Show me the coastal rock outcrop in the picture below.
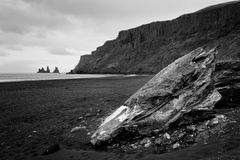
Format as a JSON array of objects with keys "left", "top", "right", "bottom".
[
  {"left": 37, "top": 66, "right": 50, "bottom": 73},
  {"left": 91, "top": 47, "right": 221, "bottom": 147},
  {"left": 37, "top": 66, "right": 60, "bottom": 73},
  {"left": 53, "top": 67, "right": 60, "bottom": 73},
  {"left": 72, "top": 1, "right": 240, "bottom": 74}
]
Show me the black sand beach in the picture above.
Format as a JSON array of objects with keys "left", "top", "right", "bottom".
[{"left": 0, "top": 76, "right": 240, "bottom": 160}]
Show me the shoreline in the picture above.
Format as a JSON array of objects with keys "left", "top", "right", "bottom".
[{"left": 0, "top": 73, "right": 152, "bottom": 83}]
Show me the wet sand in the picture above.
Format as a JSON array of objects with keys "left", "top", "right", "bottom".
[{"left": 0, "top": 76, "right": 240, "bottom": 160}]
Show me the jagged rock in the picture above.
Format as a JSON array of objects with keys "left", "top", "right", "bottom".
[
  {"left": 163, "top": 133, "right": 171, "bottom": 140},
  {"left": 154, "top": 138, "right": 162, "bottom": 145},
  {"left": 37, "top": 67, "right": 46, "bottom": 73},
  {"left": 186, "top": 125, "right": 196, "bottom": 132},
  {"left": 140, "top": 138, "right": 151, "bottom": 145},
  {"left": 53, "top": 67, "right": 60, "bottom": 73},
  {"left": 46, "top": 66, "right": 50, "bottom": 73},
  {"left": 72, "top": 1, "right": 240, "bottom": 74},
  {"left": 144, "top": 140, "right": 152, "bottom": 148},
  {"left": 208, "top": 114, "right": 227, "bottom": 126},
  {"left": 37, "top": 66, "right": 51, "bottom": 73},
  {"left": 172, "top": 142, "right": 180, "bottom": 149},
  {"left": 91, "top": 47, "right": 221, "bottom": 145},
  {"left": 130, "top": 143, "right": 138, "bottom": 149}
]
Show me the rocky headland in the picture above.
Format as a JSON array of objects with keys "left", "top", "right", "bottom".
[{"left": 71, "top": 1, "right": 240, "bottom": 74}]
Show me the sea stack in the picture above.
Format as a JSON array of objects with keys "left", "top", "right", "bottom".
[
  {"left": 46, "top": 66, "right": 50, "bottom": 73},
  {"left": 53, "top": 67, "right": 60, "bottom": 73},
  {"left": 37, "top": 66, "right": 51, "bottom": 73},
  {"left": 37, "top": 67, "right": 46, "bottom": 73}
]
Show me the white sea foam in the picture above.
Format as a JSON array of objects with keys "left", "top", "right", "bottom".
[{"left": 0, "top": 73, "right": 120, "bottom": 83}]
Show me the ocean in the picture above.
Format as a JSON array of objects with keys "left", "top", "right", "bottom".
[{"left": 0, "top": 73, "right": 121, "bottom": 83}]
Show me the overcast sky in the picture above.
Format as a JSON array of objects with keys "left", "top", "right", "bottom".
[{"left": 0, "top": 0, "right": 232, "bottom": 73}]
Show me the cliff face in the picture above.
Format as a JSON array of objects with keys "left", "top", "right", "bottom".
[{"left": 72, "top": 1, "right": 240, "bottom": 74}]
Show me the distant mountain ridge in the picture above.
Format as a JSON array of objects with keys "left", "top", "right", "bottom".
[{"left": 71, "top": 1, "right": 240, "bottom": 74}]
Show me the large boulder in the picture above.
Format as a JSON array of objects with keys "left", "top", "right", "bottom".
[{"left": 91, "top": 47, "right": 221, "bottom": 145}]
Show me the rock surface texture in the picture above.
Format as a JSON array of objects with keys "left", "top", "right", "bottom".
[
  {"left": 72, "top": 1, "right": 240, "bottom": 74},
  {"left": 91, "top": 47, "right": 221, "bottom": 147},
  {"left": 214, "top": 61, "right": 240, "bottom": 109}
]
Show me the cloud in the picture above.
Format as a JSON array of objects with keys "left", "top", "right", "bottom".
[
  {"left": 0, "top": 0, "right": 85, "bottom": 57},
  {"left": 0, "top": 59, "right": 56, "bottom": 73},
  {"left": 0, "top": 0, "right": 71, "bottom": 35},
  {"left": 23, "top": 0, "right": 227, "bottom": 23},
  {"left": 6, "top": 45, "right": 23, "bottom": 51},
  {"left": 0, "top": 52, "right": 7, "bottom": 56},
  {"left": 49, "top": 48, "right": 76, "bottom": 56},
  {"left": 22, "top": 0, "right": 175, "bottom": 23}
]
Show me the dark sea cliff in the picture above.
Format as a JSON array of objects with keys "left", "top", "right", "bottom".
[{"left": 72, "top": 1, "right": 240, "bottom": 74}]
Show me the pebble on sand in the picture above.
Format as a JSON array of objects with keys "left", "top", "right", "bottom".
[{"left": 70, "top": 126, "right": 86, "bottom": 133}]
